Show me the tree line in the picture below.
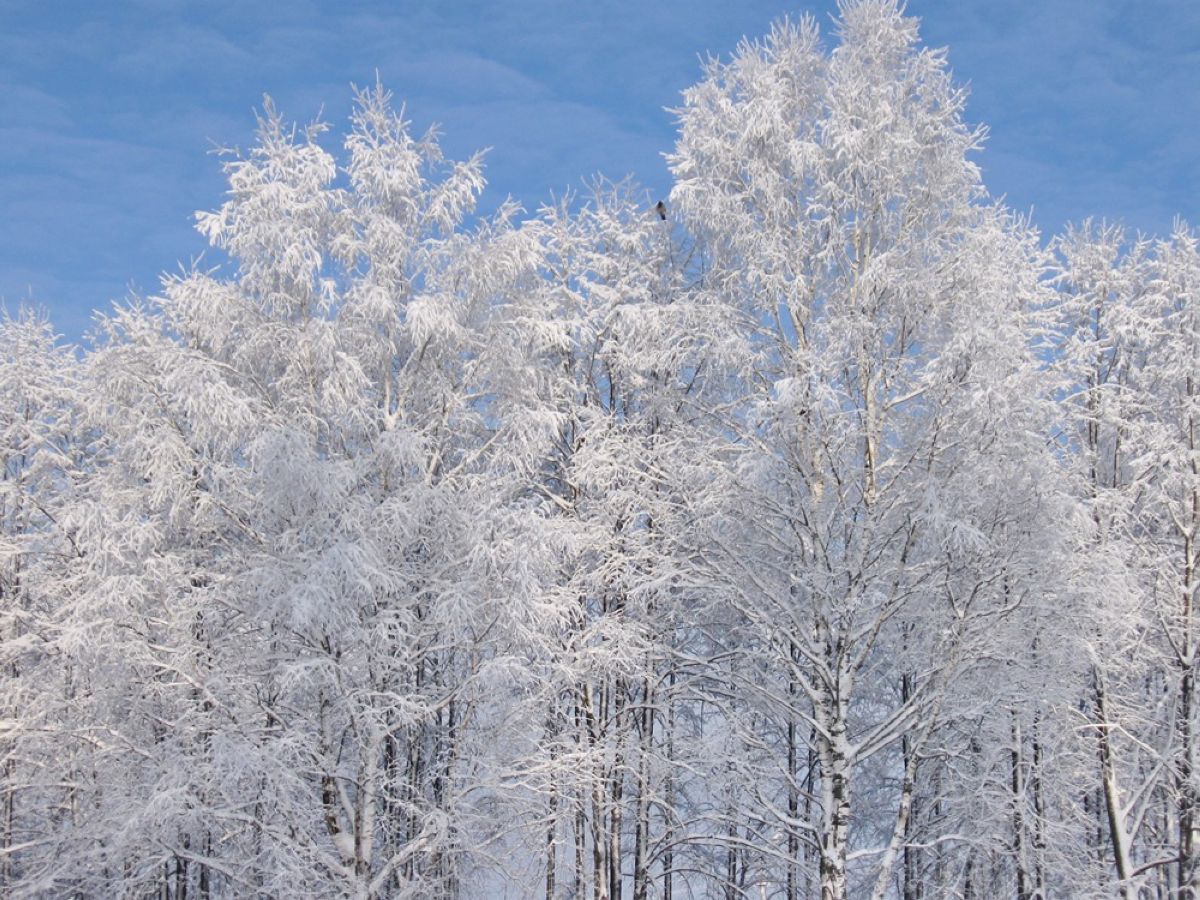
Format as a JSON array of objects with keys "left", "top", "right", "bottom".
[{"left": 2, "top": 2, "right": 1198, "bottom": 897}]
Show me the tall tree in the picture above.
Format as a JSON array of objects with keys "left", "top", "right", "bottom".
[{"left": 668, "top": 4, "right": 1070, "bottom": 897}]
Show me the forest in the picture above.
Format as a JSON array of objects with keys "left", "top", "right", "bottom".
[{"left": 1, "top": 2, "right": 1198, "bottom": 898}]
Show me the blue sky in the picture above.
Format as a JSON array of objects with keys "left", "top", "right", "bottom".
[{"left": 2, "top": 0, "right": 1197, "bottom": 340}]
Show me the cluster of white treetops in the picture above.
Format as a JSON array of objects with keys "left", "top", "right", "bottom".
[{"left": 2, "top": 3, "right": 1198, "bottom": 898}]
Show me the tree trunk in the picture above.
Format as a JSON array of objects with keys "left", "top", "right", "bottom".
[
  {"left": 662, "top": 669, "right": 675, "bottom": 900},
  {"left": 817, "top": 686, "right": 851, "bottom": 900},
  {"left": 787, "top": 652, "right": 800, "bottom": 900},
  {"left": 1093, "top": 669, "right": 1133, "bottom": 898},
  {"left": 632, "top": 672, "right": 652, "bottom": 900},
  {"left": 545, "top": 709, "right": 560, "bottom": 900},
  {"left": 575, "top": 694, "right": 587, "bottom": 900},
  {"left": 1011, "top": 714, "right": 1029, "bottom": 900}
]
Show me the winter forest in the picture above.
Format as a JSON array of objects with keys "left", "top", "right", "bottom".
[{"left": 1, "top": 2, "right": 1198, "bottom": 898}]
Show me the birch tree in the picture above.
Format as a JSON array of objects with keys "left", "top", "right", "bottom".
[{"left": 668, "top": 4, "right": 1070, "bottom": 896}]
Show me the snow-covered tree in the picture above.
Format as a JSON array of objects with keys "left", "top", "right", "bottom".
[
  {"left": 0, "top": 309, "right": 87, "bottom": 896},
  {"left": 1050, "top": 221, "right": 1200, "bottom": 897},
  {"left": 1, "top": 6, "right": 1196, "bottom": 899},
  {"left": 22, "top": 85, "right": 539, "bottom": 899},
  {"left": 493, "top": 181, "right": 728, "bottom": 900},
  {"left": 668, "top": 4, "right": 1071, "bottom": 897}
]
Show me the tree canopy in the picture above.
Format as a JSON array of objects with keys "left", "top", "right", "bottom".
[{"left": 2, "top": 3, "right": 1197, "bottom": 898}]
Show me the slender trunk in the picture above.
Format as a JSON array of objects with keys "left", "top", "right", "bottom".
[
  {"left": 1011, "top": 714, "right": 1029, "bottom": 900},
  {"left": 575, "top": 694, "right": 587, "bottom": 900},
  {"left": 633, "top": 673, "right": 652, "bottom": 900},
  {"left": 1094, "top": 669, "right": 1133, "bottom": 897},
  {"left": 199, "top": 835, "right": 211, "bottom": 900},
  {"left": 787, "top": 647, "right": 800, "bottom": 900},
  {"left": 1179, "top": 660, "right": 1197, "bottom": 897},
  {"left": 870, "top": 712, "right": 920, "bottom": 900},
  {"left": 1030, "top": 716, "right": 1046, "bottom": 896},
  {"left": 175, "top": 853, "right": 188, "bottom": 900},
  {"left": 592, "top": 779, "right": 608, "bottom": 900},
  {"left": 805, "top": 739, "right": 817, "bottom": 896},
  {"left": 190, "top": 592, "right": 213, "bottom": 897},
  {"left": 442, "top": 695, "right": 460, "bottom": 896},
  {"left": 662, "top": 669, "right": 675, "bottom": 900},
  {"left": 609, "top": 757, "right": 623, "bottom": 900},
  {"left": 724, "top": 813, "right": 738, "bottom": 900},
  {"left": 353, "top": 729, "right": 383, "bottom": 897},
  {"left": 585, "top": 682, "right": 608, "bottom": 900},
  {"left": 901, "top": 672, "right": 918, "bottom": 900},
  {"left": 2, "top": 756, "right": 13, "bottom": 888},
  {"left": 547, "top": 717, "right": 558, "bottom": 900},
  {"left": 817, "top": 687, "right": 851, "bottom": 900}
]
